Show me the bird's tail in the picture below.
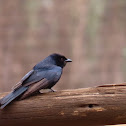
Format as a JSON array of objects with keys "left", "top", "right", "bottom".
[{"left": 0, "top": 86, "right": 28, "bottom": 109}]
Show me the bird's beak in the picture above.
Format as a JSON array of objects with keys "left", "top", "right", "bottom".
[{"left": 65, "top": 59, "right": 72, "bottom": 62}]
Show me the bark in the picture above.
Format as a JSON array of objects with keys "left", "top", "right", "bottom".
[{"left": 0, "top": 83, "right": 126, "bottom": 126}]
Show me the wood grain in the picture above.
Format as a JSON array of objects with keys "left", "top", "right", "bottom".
[{"left": 1, "top": 83, "right": 126, "bottom": 126}]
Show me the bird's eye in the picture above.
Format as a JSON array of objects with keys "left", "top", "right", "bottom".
[{"left": 60, "top": 58, "right": 64, "bottom": 62}]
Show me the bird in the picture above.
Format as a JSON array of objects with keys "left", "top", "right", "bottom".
[{"left": 0, "top": 53, "right": 72, "bottom": 109}]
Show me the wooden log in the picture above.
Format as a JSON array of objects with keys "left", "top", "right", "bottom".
[{"left": 1, "top": 83, "right": 126, "bottom": 126}]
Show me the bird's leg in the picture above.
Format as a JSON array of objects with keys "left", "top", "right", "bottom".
[{"left": 50, "top": 88, "right": 56, "bottom": 92}]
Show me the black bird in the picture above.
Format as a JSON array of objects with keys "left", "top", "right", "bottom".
[{"left": 0, "top": 53, "right": 72, "bottom": 109}]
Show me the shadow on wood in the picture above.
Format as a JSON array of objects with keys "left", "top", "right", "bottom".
[{"left": 1, "top": 83, "right": 126, "bottom": 126}]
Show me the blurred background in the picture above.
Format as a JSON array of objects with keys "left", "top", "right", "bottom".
[{"left": 0, "top": 0, "right": 126, "bottom": 93}]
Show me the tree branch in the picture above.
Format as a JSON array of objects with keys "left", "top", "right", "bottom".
[{"left": 1, "top": 83, "right": 126, "bottom": 126}]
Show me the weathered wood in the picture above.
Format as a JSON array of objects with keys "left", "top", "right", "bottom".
[{"left": 1, "top": 83, "right": 126, "bottom": 126}]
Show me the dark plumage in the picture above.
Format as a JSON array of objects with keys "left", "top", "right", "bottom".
[{"left": 0, "top": 53, "right": 72, "bottom": 109}]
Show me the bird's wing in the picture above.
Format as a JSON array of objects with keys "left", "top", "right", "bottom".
[
  {"left": 20, "top": 70, "right": 34, "bottom": 83},
  {"left": 12, "top": 70, "right": 34, "bottom": 90},
  {"left": 22, "top": 66, "right": 62, "bottom": 86},
  {"left": 13, "top": 69, "right": 46, "bottom": 90},
  {"left": 19, "top": 78, "right": 48, "bottom": 99},
  {"left": 20, "top": 67, "right": 62, "bottom": 99}
]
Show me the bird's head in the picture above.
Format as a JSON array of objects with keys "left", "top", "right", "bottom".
[{"left": 50, "top": 53, "right": 72, "bottom": 68}]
